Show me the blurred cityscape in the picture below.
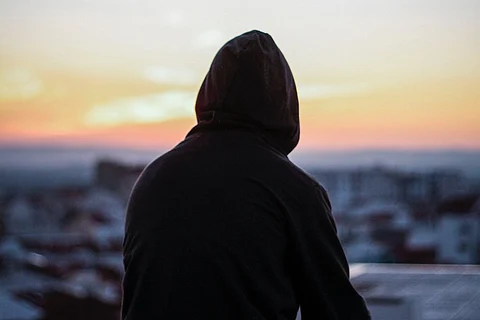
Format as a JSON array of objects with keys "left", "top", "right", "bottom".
[{"left": 0, "top": 157, "right": 479, "bottom": 319}]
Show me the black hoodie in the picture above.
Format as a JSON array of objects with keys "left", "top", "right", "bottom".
[{"left": 122, "top": 30, "right": 370, "bottom": 320}]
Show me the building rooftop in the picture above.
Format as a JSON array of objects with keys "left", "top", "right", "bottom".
[
  {"left": 437, "top": 194, "right": 480, "bottom": 215},
  {"left": 0, "top": 293, "right": 42, "bottom": 320},
  {"left": 0, "top": 269, "right": 58, "bottom": 292},
  {"left": 350, "top": 263, "right": 480, "bottom": 320}
]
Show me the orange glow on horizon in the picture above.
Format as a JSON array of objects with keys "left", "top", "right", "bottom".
[{"left": 1, "top": 0, "right": 479, "bottom": 151}]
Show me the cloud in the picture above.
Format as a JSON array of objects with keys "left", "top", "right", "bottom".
[
  {"left": 194, "top": 29, "right": 225, "bottom": 49},
  {"left": 143, "top": 66, "right": 199, "bottom": 86},
  {"left": 162, "top": 9, "right": 187, "bottom": 27},
  {"left": 84, "top": 90, "right": 196, "bottom": 126},
  {"left": 84, "top": 83, "right": 371, "bottom": 127},
  {"left": 297, "top": 83, "right": 370, "bottom": 100},
  {"left": 0, "top": 69, "right": 43, "bottom": 101}
]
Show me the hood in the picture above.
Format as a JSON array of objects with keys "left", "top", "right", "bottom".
[{"left": 188, "top": 30, "right": 300, "bottom": 155}]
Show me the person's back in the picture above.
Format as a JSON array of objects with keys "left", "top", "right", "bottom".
[{"left": 122, "top": 30, "right": 370, "bottom": 320}]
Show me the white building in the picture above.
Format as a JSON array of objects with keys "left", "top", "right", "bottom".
[
  {"left": 4, "top": 197, "right": 44, "bottom": 235},
  {"left": 3, "top": 195, "right": 61, "bottom": 235},
  {"left": 343, "top": 200, "right": 412, "bottom": 237},
  {"left": 81, "top": 188, "right": 125, "bottom": 227},
  {"left": 311, "top": 167, "right": 403, "bottom": 206},
  {"left": 406, "top": 225, "right": 436, "bottom": 251},
  {"left": 436, "top": 195, "right": 480, "bottom": 264},
  {"left": 353, "top": 167, "right": 402, "bottom": 202},
  {"left": 343, "top": 236, "right": 389, "bottom": 263},
  {"left": 310, "top": 167, "right": 469, "bottom": 209}
]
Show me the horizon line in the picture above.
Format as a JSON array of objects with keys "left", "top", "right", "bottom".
[{"left": 0, "top": 141, "right": 480, "bottom": 154}]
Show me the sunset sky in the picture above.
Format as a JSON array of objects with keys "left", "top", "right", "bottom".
[{"left": 0, "top": 0, "right": 479, "bottom": 151}]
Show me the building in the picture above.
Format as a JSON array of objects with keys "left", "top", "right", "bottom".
[
  {"left": 0, "top": 292, "right": 43, "bottom": 320},
  {"left": 404, "top": 170, "right": 468, "bottom": 204},
  {"left": 95, "top": 160, "right": 145, "bottom": 202},
  {"left": 3, "top": 196, "right": 50, "bottom": 235},
  {"left": 309, "top": 167, "right": 468, "bottom": 209},
  {"left": 401, "top": 225, "right": 437, "bottom": 264},
  {"left": 436, "top": 194, "right": 480, "bottom": 264},
  {"left": 309, "top": 167, "right": 403, "bottom": 207}
]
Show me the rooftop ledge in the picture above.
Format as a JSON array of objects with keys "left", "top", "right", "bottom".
[
  {"left": 350, "top": 263, "right": 480, "bottom": 279},
  {"left": 346, "top": 263, "right": 480, "bottom": 320}
]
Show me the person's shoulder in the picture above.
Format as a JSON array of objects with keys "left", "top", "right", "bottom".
[
  {"left": 265, "top": 155, "right": 328, "bottom": 199},
  {"left": 141, "top": 148, "right": 179, "bottom": 176},
  {"left": 280, "top": 157, "right": 322, "bottom": 188},
  {"left": 142, "top": 138, "right": 195, "bottom": 174},
  {"left": 131, "top": 146, "right": 181, "bottom": 188}
]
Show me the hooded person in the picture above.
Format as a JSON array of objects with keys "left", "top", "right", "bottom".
[{"left": 122, "top": 30, "right": 371, "bottom": 320}]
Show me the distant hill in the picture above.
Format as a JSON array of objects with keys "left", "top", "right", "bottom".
[
  {"left": 1, "top": 145, "right": 479, "bottom": 192},
  {"left": 291, "top": 149, "right": 480, "bottom": 175}
]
